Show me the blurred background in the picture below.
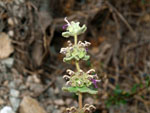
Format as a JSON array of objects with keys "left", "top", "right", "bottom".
[{"left": 0, "top": 0, "right": 150, "bottom": 113}]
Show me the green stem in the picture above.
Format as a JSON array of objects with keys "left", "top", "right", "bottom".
[
  {"left": 75, "top": 61, "right": 80, "bottom": 72},
  {"left": 74, "top": 35, "right": 77, "bottom": 45},
  {"left": 74, "top": 35, "right": 80, "bottom": 72},
  {"left": 74, "top": 35, "right": 83, "bottom": 110}
]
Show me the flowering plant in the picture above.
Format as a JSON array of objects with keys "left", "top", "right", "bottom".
[{"left": 60, "top": 17, "right": 100, "bottom": 113}]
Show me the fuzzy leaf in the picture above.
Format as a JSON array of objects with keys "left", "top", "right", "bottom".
[
  {"left": 83, "top": 55, "right": 90, "bottom": 61},
  {"left": 62, "top": 86, "right": 98, "bottom": 94},
  {"left": 62, "top": 32, "right": 71, "bottom": 38}
]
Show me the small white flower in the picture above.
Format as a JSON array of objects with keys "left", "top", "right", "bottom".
[
  {"left": 66, "top": 81, "right": 71, "bottom": 85},
  {"left": 84, "top": 41, "right": 91, "bottom": 46},
  {"left": 67, "top": 40, "right": 72, "bottom": 46},
  {"left": 64, "top": 17, "right": 71, "bottom": 26},
  {"left": 60, "top": 48, "right": 67, "bottom": 54},
  {"left": 87, "top": 75, "right": 94, "bottom": 79},
  {"left": 63, "top": 75, "right": 70, "bottom": 79},
  {"left": 87, "top": 69, "right": 95, "bottom": 74},
  {"left": 89, "top": 105, "right": 96, "bottom": 110},
  {"left": 77, "top": 81, "right": 81, "bottom": 85},
  {"left": 66, "top": 69, "right": 75, "bottom": 76}
]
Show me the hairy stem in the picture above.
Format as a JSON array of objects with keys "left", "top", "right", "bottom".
[
  {"left": 74, "top": 35, "right": 77, "bottom": 45},
  {"left": 78, "top": 93, "right": 83, "bottom": 110},
  {"left": 74, "top": 35, "right": 83, "bottom": 110},
  {"left": 75, "top": 61, "right": 80, "bottom": 72}
]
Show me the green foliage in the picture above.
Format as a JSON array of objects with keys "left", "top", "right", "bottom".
[
  {"left": 62, "top": 86, "right": 98, "bottom": 94},
  {"left": 131, "top": 84, "right": 140, "bottom": 93},
  {"left": 105, "top": 85, "right": 130, "bottom": 108},
  {"left": 146, "top": 76, "right": 150, "bottom": 87},
  {"left": 105, "top": 76, "right": 150, "bottom": 108}
]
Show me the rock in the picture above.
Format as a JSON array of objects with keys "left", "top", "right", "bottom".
[
  {"left": 1, "top": 58, "right": 14, "bottom": 68},
  {"left": 3, "top": 80, "right": 9, "bottom": 87},
  {"left": 26, "top": 75, "right": 41, "bottom": 84},
  {"left": 55, "top": 77, "right": 65, "bottom": 90},
  {"left": 8, "top": 31, "right": 14, "bottom": 37},
  {"left": 29, "top": 83, "right": 43, "bottom": 94},
  {"left": 19, "top": 0, "right": 24, "bottom": 3},
  {"left": 7, "top": 18, "right": 14, "bottom": 26},
  {"left": 10, "top": 89, "right": 20, "bottom": 98},
  {"left": 46, "top": 105, "right": 54, "bottom": 112},
  {"left": 54, "top": 88, "right": 59, "bottom": 94},
  {"left": 19, "top": 96, "right": 47, "bottom": 113},
  {"left": 84, "top": 97, "right": 94, "bottom": 105},
  {"left": 9, "top": 97, "right": 20, "bottom": 111},
  {"left": 54, "top": 99, "right": 65, "bottom": 106},
  {"left": 0, "top": 98, "right": 4, "bottom": 105},
  {"left": 19, "top": 85, "right": 26, "bottom": 90},
  {"left": 0, "top": 33, "right": 14, "bottom": 59},
  {"left": 47, "top": 88, "right": 55, "bottom": 99},
  {"left": 9, "top": 82, "right": 16, "bottom": 89},
  {"left": 0, "top": 106, "right": 15, "bottom": 113},
  {"left": 52, "top": 110, "right": 61, "bottom": 113},
  {"left": 65, "top": 98, "right": 73, "bottom": 106}
]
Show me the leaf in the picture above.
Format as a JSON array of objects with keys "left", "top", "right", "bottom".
[
  {"left": 146, "top": 76, "right": 150, "bottom": 87},
  {"left": 83, "top": 55, "right": 90, "bottom": 61},
  {"left": 78, "top": 51, "right": 85, "bottom": 58},
  {"left": 62, "top": 32, "right": 71, "bottom": 38},
  {"left": 114, "top": 85, "right": 122, "bottom": 95},
  {"left": 131, "top": 84, "right": 138, "bottom": 93},
  {"left": 62, "top": 86, "right": 98, "bottom": 94}
]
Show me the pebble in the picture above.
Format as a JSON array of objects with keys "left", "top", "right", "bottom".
[
  {"left": 84, "top": 97, "right": 94, "bottom": 105},
  {"left": 54, "top": 88, "right": 59, "bottom": 94},
  {"left": 1, "top": 58, "right": 14, "bottom": 68},
  {"left": 52, "top": 110, "right": 61, "bottom": 113},
  {"left": 47, "top": 88, "right": 55, "bottom": 99},
  {"left": 19, "top": 85, "right": 26, "bottom": 90},
  {"left": 9, "top": 97, "right": 20, "bottom": 111},
  {"left": 7, "top": 18, "right": 14, "bottom": 26},
  {"left": 0, "top": 106, "right": 15, "bottom": 113},
  {"left": 10, "top": 89, "right": 20, "bottom": 98},
  {"left": 0, "top": 98, "right": 4, "bottom": 105},
  {"left": 65, "top": 98, "right": 73, "bottom": 105},
  {"left": 8, "top": 31, "right": 14, "bottom": 37},
  {"left": 54, "top": 99, "right": 65, "bottom": 106},
  {"left": 29, "top": 83, "right": 43, "bottom": 94},
  {"left": 9, "top": 82, "right": 16, "bottom": 89},
  {"left": 46, "top": 105, "right": 54, "bottom": 112}
]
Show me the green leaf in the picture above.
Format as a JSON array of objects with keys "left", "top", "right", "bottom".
[
  {"left": 131, "top": 84, "right": 138, "bottom": 93},
  {"left": 114, "top": 85, "right": 122, "bottom": 95},
  {"left": 62, "top": 32, "right": 71, "bottom": 38},
  {"left": 146, "top": 76, "right": 150, "bottom": 87},
  {"left": 78, "top": 51, "right": 85, "bottom": 58},
  {"left": 62, "top": 86, "right": 98, "bottom": 94},
  {"left": 83, "top": 55, "right": 90, "bottom": 61}
]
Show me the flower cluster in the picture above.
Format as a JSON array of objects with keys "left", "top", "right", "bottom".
[
  {"left": 60, "top": 41, "right": 90, "bottom": 62},
  {"left": 62, "top": 17, "right": 87, "bottom": 38},
  {"left": 63, "top": 69, "right": 100, "bottom": 89},
  {"left": 66, "top": 104, "right": 96, "bottom": 113}
]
